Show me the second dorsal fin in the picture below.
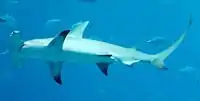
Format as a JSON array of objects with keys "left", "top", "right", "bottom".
[
  {"left": 96, "top": 54, "right": 113, "bottom": 76},
  {"left": 96, "top": 63, "right": 110, "bottom": 76}
]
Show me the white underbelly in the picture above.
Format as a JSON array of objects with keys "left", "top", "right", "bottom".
[
  {"left": 20, "top": 48, "right": 113, "bottom": 63},
  {"left": 59, "top": 51, "right": 114, "bottom": 63}
]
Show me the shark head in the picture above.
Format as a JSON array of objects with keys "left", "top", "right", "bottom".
[{"left": 9, "top": 30, "right": 23, "bottom": 51}]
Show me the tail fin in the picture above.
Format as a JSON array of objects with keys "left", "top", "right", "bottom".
[{"left": 151, "top": 16, "right": 192, "bottom": 69}]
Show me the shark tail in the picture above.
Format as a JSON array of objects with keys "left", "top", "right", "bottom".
[{"left": 151, "top": 16, "right": 192, "bottom": 70}]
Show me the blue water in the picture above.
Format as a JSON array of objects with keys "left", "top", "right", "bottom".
[{"left": 0, "top": 0, "right": 199, "bottom": 101}]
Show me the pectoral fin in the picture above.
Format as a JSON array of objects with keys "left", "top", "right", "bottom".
[{"left": 48, "top": 61, "right": 63, "bottom": 85}]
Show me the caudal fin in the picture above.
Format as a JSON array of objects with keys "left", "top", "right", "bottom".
[{"left": 151, "top": 16, "right": 192, "bottom": 70}]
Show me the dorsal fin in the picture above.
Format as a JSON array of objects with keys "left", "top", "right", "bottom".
[
  {"left": 47, "top": 30, "right": 70, "bottom": 50},
  {"left": 68, "top": 21, "right": 89, "bottom": 38}
]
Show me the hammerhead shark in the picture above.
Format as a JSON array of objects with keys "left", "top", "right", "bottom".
[{"left": 6, "top": 18, "right": 192, "bottom": 85}]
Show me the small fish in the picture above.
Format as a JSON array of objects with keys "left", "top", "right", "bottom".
[
  {"left": 44, "top": 18, "right": 62, "bottom": 35},
  {"left": 179, "top": 66, "right": 196, "bottom": 72},
  {"left": 0, "top": 18, "right": 6, "bottom": 22},
  {"left": 10, "top": 0, "right": 20, "bottom": 4},
  {"left": 0, "top": 14, "right": 18, "bottom": 29},
  {"left": 146, "top": 36, "right": 166, "bottom": 45},
  {"left": 44, "top": 19, "right": 61, "bottom": 28},
  {"left": 0, "top": 50, "right": 9, "bottom": 55},
  {"left": 80, "top": 0, "right": 96, "bottom": 3},
  {"left": 46, "top": 19, "right": 61, "bottom": 23},
  {"left": 145, "top": 36, "right": 171, "bottom": 51}
]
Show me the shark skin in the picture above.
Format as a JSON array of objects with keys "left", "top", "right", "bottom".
[{"left": 7, "top": 18, "right": 192, "bottom": 85}]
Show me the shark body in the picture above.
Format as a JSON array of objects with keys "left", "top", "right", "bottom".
[{"left": 8, "top": 19, "right": 192, "bottom": 85}]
